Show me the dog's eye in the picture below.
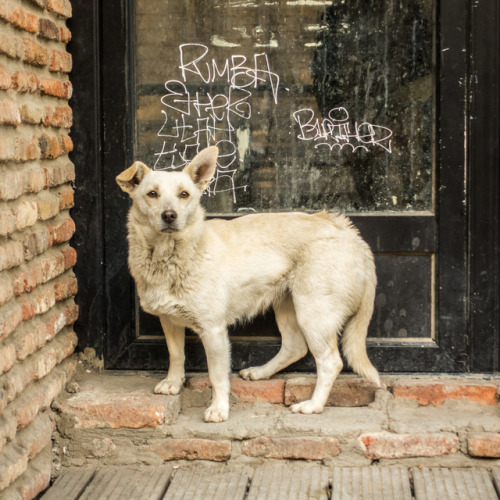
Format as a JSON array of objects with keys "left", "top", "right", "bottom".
[
  {"left": 147, "top": 191, "right": 158, "bottom": 199},
  {"left": 179, "top": 191, "right": 190, "bottom": 199}
]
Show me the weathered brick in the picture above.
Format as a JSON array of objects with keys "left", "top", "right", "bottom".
[
  {"left": 0, "top": 342, "right": 16, "bottom": 375},
  {"left": 0, "top": 1, "right": 13, "bottom": 23},
  {"left": 468, "top": 433, "right": 500, "bottom": 458},
  {"left": 39, "top": 77, "right": 67, "bottom": 99},
  {"left": 13, "top": 263, "right": 43, "bottom": 295},
  {"left": 285, "top": 376, "right": 378, "bottom": 407},
  {"left": 39, "top": 133, "right": 63, "bottom": 159},
  {"left": 0, "top": 414, "right": 17, "bottom": 452},
  {"left": 15, "top": 134, "right": 40, "bottom": 161},
  {"left": 150, "top": 438, "right": 231, "bottom": 461},
  {"left": 28, "top": 0, "right": 48, "bottom": 9},
  {"left": 0, "top": 240, "right": 24, "bottom": 272},
  {"left": 0, "top": 31, "right": 24, "bottom": 59},
  {"left": 44, "top": 105, "right": 72, "bottom": 128},
  {"left": 37, "top": 192, "right": 61, "bottom": 220},
  {"left": 22, "top": 38, "right": 49, "bottom": 67},
  {"left": 11, "top": 70, "right": 39, "bottom": 93},
  {"left": 0, "top": 443, "right": 28, "bottom": 490},
  {"left": 0, "top": 209, "right": 15, "bottom": 236},
  {"left": 0, "top": 169, "right": 25, "bottom": 200},
  {"left": 21, "top": 225, "right": 51, "bottom": 260},
  {"left": 359, "top": 432, "right": 460, "bottom": 459},
  {"left": 0, "top": 135, "right": 15, "bottom": 161},
  {"left": 242, "top": 437, "right": 340, "bottom": 460},
  {"left": 11, "top": 7, "right": 39, "bottom": 34},
  {"left": 0, "top": 275, "right": 14, "bottom": 305},
  {"left": 28, "top": 166, "right": 49, "bottom": 193},
  {"left": 392, "top": 379, "right": 498, "bottom": 406},
  {"left": 17, "top": 446, "right": 52, "bottom": 500},
  {"left": 49, "top": 48, "right": 72, "bottom": 73},
  {"left": 0, "top": 64, "right": 11, "bottom": 89},
  {"left": 21, "top": 103, "right": 45, "bottom": 124},
  {"left": 40, "top": 251, "right": 65, "bottom": 281},
  {"left": 38, "top": 18, "right": 60, "bottom": 41},
  {"left": 0, "top": 97, "right": 21, "bottom": 126},
  {"left": 54, "top": 275, "right": 77, "bottom": 301},
  {"left": 48, "top": 161, "right": 75, "bottom": 186},
  {"left": 47, "top": 0, "right": 72, "bottom": 19},
  {"left": 13, "top": 200, "right": 38, "bottom": 231}
]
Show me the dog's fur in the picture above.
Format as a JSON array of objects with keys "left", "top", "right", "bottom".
[{"left": 116, "top": 146, "right": 382, "bottom": 422}]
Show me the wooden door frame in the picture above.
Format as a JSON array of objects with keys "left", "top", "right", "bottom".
[{"left": 68, "top": 0, "right": 499, "bottom": 373}]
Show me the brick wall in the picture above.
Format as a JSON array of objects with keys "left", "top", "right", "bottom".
[{"left": 0, "top": 0, "right": 77, "bottom": 498}]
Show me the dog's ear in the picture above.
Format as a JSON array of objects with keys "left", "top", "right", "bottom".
[
  {"left": 116, "top": 161, "right": 151, "bottom": 194},
  {"left": 183, "top": 146, "right": 218, "bottom": 191}
]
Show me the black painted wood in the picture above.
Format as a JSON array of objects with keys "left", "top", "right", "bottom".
[{"left": 68, "top": 0, "right": 498, "bottom": 374}]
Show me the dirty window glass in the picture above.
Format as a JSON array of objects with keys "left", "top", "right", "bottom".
[{"left": 134, "top": 0, "right": 434, "bottom": 213}]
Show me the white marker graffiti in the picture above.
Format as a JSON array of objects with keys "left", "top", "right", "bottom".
[
  {"left": 153, "top": 43, "right": 280, "bottom": 202},
  {"left": 293, "top": 107, "right": 393, "bottom": 153}
]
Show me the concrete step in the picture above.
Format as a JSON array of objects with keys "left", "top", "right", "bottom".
[{"left": 52, "top": 372, "right": 500, "bottom": 469}]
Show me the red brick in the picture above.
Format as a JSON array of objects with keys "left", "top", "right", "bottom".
[
  {"left": 61, "top": 133, "right": 73, "bottom": 152},
  {"left": 54, "top": 275, "right": 77, "bottom": 300},
  {"left": 49, "top": 48, "right": 72, "bottom": 73},
  {"left": 62, "top": 246, "right": 76, "bottom": 268},
  {"left": 41, "top": 251, "right": 65, "bottom": 281},
  {"left": 468, "top": 433, "right": 500, "bottom": 458},
  {"left": 11, "top": 7, "right": 39, "bottom": 34},
  {"left": 39, "top": 77, "right": 66, "bottom": 98},
  {"left": 37, "top": 192, "right": 61, "bottom": 220},
  {"left": 22, "top": 38, "right": 49, "bottom": 67},
  {"left": 38, "top": 18, "right": 60, "bottom": 41},
  {"left": 22, "top": 226, "right": 51, "bottom": 260},
  {"left": 59, "top": 389, "right": 171, "bottom": 429},
  {"left": 359, "top": 432, "right": 459, "bottom": 459},
  {"left": 242, "top": 437, "right": 340, "bottom": 460},
  {"left": 14, "top": 263, "right": 43, "bottom": 295},
  {"left": 11, "top": 70, "right": 39, "bottom": 93},
  {"left": 230, "top": 378, "right": 285, "bottom": 403},
  {"left": 392, "top": 379, "right": 498, "bottom": 406},
  {"left": 0, "top": 97, "right": 21, "bottom": 126},
  {"left": 58, "top": 188, "right": 74, "bottom": 209},
  {"left": 0, "top": 64, "right": 11, "bottom": 89},
  {"left": 44, "top": 105, "right": 72, "bottom": 128},
  {"left": 47, "top": 0, "right": 72, "bottom": 18},
  {"left": 285, "top": 376, "right": 378, "bottom": 407},
  {"left": 17, "top": 447, "right": 52, "bottom": 500},
  {"left": 151, "top": 438, "right": 231, "bottom": 461},
  {"left": 59, "top": 26, "right": 71, "bottom": 43}
]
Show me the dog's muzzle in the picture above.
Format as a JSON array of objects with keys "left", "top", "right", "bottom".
[{"left": 161, "top": 210, "right": 178, "bottom": 231}]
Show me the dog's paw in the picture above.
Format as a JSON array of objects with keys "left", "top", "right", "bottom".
[
  {"left": 290, "top": 400, "right": 325, "bottom": 414},
  {"left": 239, "top": 367, "right": 267, "bottom": 381},
  {"left": 204, "top": 404, "right": 229, "bottom": 423},
  {"left": 154, "top": 378, "right": 183, "bottom": 395}
]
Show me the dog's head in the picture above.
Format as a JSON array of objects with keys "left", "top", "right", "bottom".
[{"left": 116, "top": 146, "right": 218, "bottom": 233}]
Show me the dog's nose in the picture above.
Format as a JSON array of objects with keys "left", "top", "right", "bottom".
[{"left": 161, "top": 210, "right": 177, "bottom": 224}]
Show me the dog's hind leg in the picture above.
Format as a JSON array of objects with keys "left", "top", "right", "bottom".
[
  {"left": 240, "top": 294, "right": 308, "bottom": 381},
  {"left": 200, "top": 325, "right": 231, "bottom": 423},
  {"left": 290, "top": 301, "right": 345, "bottom": 414},
  {"left": 154, "top": 316, "right": 186, "bottom": 395}
]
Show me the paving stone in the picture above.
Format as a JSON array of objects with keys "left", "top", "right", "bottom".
[
  {"left": 247, "top": 463, "right": 330, "bottom": 500},
  {"left": 163, "top": 466, "right": 249, "bottom": 500},
  {"left": 412, "top": 467, "right": 498, "bottom": 500},
  {"left": 331, "top": 467, "right": 412, "bottom": 500}
]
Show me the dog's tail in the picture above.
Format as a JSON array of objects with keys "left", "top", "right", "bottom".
[{"left": 340, "top": 269, "right": 384, "bottom": 388}]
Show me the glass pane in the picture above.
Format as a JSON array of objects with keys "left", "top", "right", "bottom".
[{"left": 134, "top": 0, "right": 434, "bottom": 213}]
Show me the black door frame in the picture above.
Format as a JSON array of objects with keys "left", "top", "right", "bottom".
[{"left": 68, "top": 0, "right": 499, "bottom": 373}]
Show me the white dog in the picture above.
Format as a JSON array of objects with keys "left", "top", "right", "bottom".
[{"left": 116, "top": 146, "right": 382, "bottom": 422}]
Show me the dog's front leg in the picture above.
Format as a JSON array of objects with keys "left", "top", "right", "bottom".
[
  {"left": 200, "top": 326, "right": 231, "bottom": 423},
  {"left": 154, "top": 316, "right": 185, "bottom": 395}
]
